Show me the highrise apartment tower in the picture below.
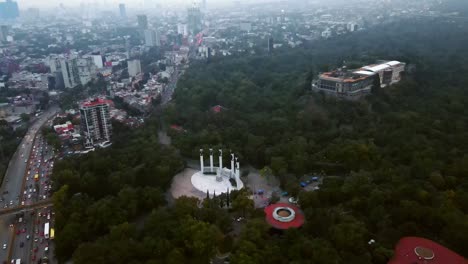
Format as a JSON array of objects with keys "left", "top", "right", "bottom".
[
  {"left": 80, "top": 98, "right": 112, "bottom": 146},
  {"left": 137, "top": 15, "right": 148, "bottom": 29},
  {"left": 119, "top": 3, "right": 126, "bottom": 18},
  {"left": 187, "top": 6, "right": 202, "bottom": 34}
]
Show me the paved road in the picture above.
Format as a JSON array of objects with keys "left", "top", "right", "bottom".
[
  {"left": 0, "top": 200, "right": 52, "bottom": 216},
  {"left": 12, "top": 133, "right": 56, "bottom": 263},
  {"left": 161, "top": 65, "right": 181, "bottom": 105},
  {"left": 0, "top": 107, "right": 58, "bottom": 263}
]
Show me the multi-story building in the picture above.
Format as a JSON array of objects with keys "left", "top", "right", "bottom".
[
  {"left": 119, "top": 3, "right": 126, "bottom": 19},
  {"left": 177, "top": 23, "right": 189, "bottom": 37},
  {"left": 187, "top": 5, "right": 202, "bottom": 34},
  {"left": 128, "top": 59, "right": 141, "bottom": 77},
  {"left": 144, "top": 29, "right": 161, "bottom": 47},
  {"left": 0, "top": 25, "right": 8, "bottom": 41},
  {"left": 0, "top": 0, "right": 19, "bottom": 20},
  {"left": 77, "top": 57, "right": 95, "bottom": 86},
  {"left": 80, "top": 98, "right": 112, "bottom": 147},
  {"left": 60, "top": 58, "right": 80, "bottom": 89},
  {"left": 137, "top": 15, "right": 148, "bottom": 29},
  {"left": 312, "top": 61, "right": 405, "bottom": 99}
]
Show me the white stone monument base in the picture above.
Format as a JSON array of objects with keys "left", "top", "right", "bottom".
[{"left": 191, "top": 171, "right": 244, "bottom": 195}]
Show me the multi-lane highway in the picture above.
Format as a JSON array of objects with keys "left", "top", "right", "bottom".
[{"left": 0, "top": 107, "right": 58, "bottom": 263}]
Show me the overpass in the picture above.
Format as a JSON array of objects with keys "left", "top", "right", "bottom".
[{"left": 0, "top": 199, "right": 52, "bottom": 216}]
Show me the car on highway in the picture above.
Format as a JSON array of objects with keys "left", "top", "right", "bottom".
[
  {"left": 19, "top": 242, "right": 24, "bottom": 248},
  {"left": 24, "top": 159, "right": 27, "bottom": 163},
  {"left": 2, "top": 244, "right": 6, "bottom": 250}
]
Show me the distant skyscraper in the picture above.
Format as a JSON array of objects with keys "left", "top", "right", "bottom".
[
  {"left": 0, "top": 0, "right": 19, "bottom": 20},
  {"left": 119, "top": 3, "right": 126, "bottom": 18},
  {"left": 80, "top": 98, "right": 112, "bottom": 146},
  {"left": 137, "top": 15, "right": 148, "bottom": 29},
  {"left": 128, "top": 59, "right": 141, "bottom": 77},
  {"left": 187, "top": 5, "right": 202, "bottom": 34},
  {"left": 59, "top": 58, "right": 80, "bottom": 89},
  {"left": 177, "top": 23, "right": 189, "bottom": 37},
  {"left": 144, "top": 29, "right": 161, "bottom": 47},
  {"left": 268, "top": 37, "right": 274, "bottom": 53},
  {"left": 0, "top": 25, "right": 8, "bottom": 42}
]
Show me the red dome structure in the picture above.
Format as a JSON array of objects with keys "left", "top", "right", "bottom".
[
  {"left": 388, "top": 237, "right": 467, "bottom": 264},
  {"left": 264, "top": 203, "right": 305, "bottom": 229}
]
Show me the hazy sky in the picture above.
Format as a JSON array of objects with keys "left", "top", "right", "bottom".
[{"left": 17, "top": 0, "right": 237, "bottom": 8}]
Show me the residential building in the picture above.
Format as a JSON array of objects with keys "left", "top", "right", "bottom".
[
  {"left": 0, "top": 25, "right": 8, "bottom": 41},
  {"left": 80, "top": 98, "right": 112, "bottom": 146},
  {"left": 137, "top": 15, "right": 148, "bottom": 29},
  {"left": 60, "top": 58, "right": 80, "bottom": 89},
  {"left": 312, "top": 61, "right": 405, "bottom": 99},
  {"left": 268, "top": 37, "right": 274, "bottom": 53},
  {"left": 92, "top": 55, "right": 104, "bottom": 69},
  {"left": 187, "top": 5, "right": 202, "bottom": 34},
  {"left": 77, "top": 57, "right": 95, "bottom": 86},
  {"left": 119, "top": 3, "right": 126, "bottom": 18},
  {"left": 144, "top": 29, "right": 160, "bottom": 47},
  {"left": 128, "top": 59, "right": 141, "bottom": 77},
  {"left": 0, "top": 0, "right": 19, "bottom": 20},
  {"left": 177, "top": 23, "right": 189, "bottom": 37}
]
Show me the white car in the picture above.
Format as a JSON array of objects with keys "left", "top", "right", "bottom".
[
  {"left": 2, "top": 244, "right": 6, "bottom": 250},
  {"left": 24, "top": 159, "right": 27, "bottom": 163}
]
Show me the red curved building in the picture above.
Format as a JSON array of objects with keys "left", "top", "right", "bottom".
[
  {"left": 264, "top": 203, "right": 304, "bottom": 229},
  {"left": 388, "top": 237, "right": 467, "bottom": 264}
]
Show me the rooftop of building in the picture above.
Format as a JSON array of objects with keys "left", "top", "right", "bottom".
[
  {"left": 388, "top": 237, "right": 466, "bottom": 264},
  {"left": 80, "top": 98, "right": 113, "bottom": 108},
  {"left": 264, "top": 203, "right": 305, "bottom": 230}
]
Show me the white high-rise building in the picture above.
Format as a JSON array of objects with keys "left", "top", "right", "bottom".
[
  {"left": 177, "top": 23, "right": 189, "bottom": 37},
  {"left": 77, "top": 57, "right": 95, "bottom": 86},
  {"left": 80, "top": 98, "right": 112, "bottom": 146},
  {"left": 92, "top": 55, "right": 104, "bottom": 69},
  {"left": 144, "top": 29, "right": 161, "bottom": 47},
  {"left": 128, "top": 59, "right": 142, "bottom": 77},
  {"left": 60, "top": 58, "right": 80, "bottom": 89}
]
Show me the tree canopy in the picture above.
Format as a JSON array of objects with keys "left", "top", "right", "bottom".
[{"left": 53, "top": 17, "right": 468, "bottom": 263}]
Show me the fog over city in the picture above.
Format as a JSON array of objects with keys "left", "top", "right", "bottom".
[{"left": 0, "top": 0, "right": 467, "bottom": 263}]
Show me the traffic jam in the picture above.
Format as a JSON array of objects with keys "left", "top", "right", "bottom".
[
  {"left": 9, "top": 134, "right": 56, "bottom": 264},
  {"left": 24, "top": 135, "right": 54, "bottom": 206}
]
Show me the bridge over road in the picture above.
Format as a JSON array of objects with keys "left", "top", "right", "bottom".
[{"left": 0, "top": 199, "right": 52, "bottom": 217}]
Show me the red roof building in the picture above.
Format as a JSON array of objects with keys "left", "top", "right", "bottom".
[
  {"left": 264, "top": 203, "right": 305, "bottom": 229},
  {"left": 211, "top": 105, "right": 224, "bottom": 113},
  {"left": 388, "top": 237, "right": 467, "bottom": 264},
  {"left": 53, "top": 121, "right": 74, "bottom": 134}
]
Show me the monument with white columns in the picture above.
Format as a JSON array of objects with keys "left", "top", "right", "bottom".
[{"left": 191, "top": 148, "right": 244, "bottom": 196}]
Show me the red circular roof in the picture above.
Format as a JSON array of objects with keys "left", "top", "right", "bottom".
[
  {"left": 388, "top": 237, "right": 467, "bottom": 264},
  {"left": 264, "top": 203, "right": 305, "bottom": 229}
]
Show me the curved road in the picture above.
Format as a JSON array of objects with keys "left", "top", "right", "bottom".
[{"left": 0, "top": 106, "right": 58, "bottom": 263}]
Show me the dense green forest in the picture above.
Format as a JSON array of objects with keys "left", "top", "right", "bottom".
[
  {"left": 166, "top": 18, "right": 468, "bottom": 262},
  {"left": 53, "top": 18, "right": 468, "bottom": 263}
]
